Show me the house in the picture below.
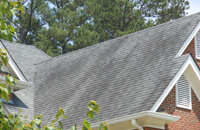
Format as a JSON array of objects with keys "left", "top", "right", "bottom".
[{"left": 1, "top": 12, "right": 200, "bottom": 130}]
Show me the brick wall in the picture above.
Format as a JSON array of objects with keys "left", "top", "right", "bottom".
[
  {"left": 158, "top": 86, "right": 200, "bottom": 129},
  {"left": 143, "top": 127, "right": 162, "bottom": 130},
  {"left": 183, "top": 38, "right": 200, "bottom": 67}
]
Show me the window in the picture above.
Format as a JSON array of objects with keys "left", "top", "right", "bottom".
[
  {"left": 176, "top": 75, "right": 192, "bottom": 109},
  {"left": 195, "top": 30, "right": 200, "bottom": 59}
]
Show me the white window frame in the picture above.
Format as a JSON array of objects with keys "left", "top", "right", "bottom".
[
  {"left": 195, "top": 31, "right": 200, "bottom": 60},
  {"left": 176, "top": 74, "right": 192, "bottom": 110}
]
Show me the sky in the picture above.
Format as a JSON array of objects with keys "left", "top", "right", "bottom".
[{"left": 187, "top": 0, "right": 200, "bottom": 15}]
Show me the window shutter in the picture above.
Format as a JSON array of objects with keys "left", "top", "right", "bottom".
[
  {"left": 196, "top": 30, "right": 200, "bottom": 59},
  {"left": 177, "top": 75, "right": 191, "bottom": 109}
]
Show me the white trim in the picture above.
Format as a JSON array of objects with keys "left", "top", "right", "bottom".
[
  {"left": 0, "top": 42, "right": 27, "bottom": 81},
  {"left": 0, "top": 76, "right": 31, "bottom": 90},
  {"left": 151, "top": 56, "right": 200, "bottom": 112},
  {"left": 175, "top": 22, "right": 200, "bottom": 57},
  {"left": 132, "top": 120, "right": 143, "bottom": 130},
  {"left": 91, "top": 111, "right": 179, "bottom": 129}
]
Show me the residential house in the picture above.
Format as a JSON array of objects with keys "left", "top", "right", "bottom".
[{"left": 1, "top": 12, "right": 200, "bottom": 130}]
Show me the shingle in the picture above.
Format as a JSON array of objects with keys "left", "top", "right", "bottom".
[
  {"left": 1, "top": 40, "right": 51, "bottom": 120},
  {"left": 34, "top": 13, "right": 200, "bottom": 128},
  {"left": 1, "top": 40, "right": 51, "bottom": 82}
]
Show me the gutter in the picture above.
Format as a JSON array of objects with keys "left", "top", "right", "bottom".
[
  {"left": 132, "top": 119, "right": 143, "bottom": 130},
  {"left": 91, "top": 111, "right": 180, "bottom": 129},
  {"left": 0, "top": 76, "right": 31, "bottom": 90}
]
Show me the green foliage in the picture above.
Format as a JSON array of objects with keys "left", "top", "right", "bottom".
[
  {"left": 0, "top": 100, "right": 108, "bottom": 130},
  {"left": 0, "top": 0, "right": 22, "bottom": 103},
  {"left": 31, "top": 0, "right": 189, "bottom": 56},
  {"left": 0, "top": 48, "right": 18, "bottom": 102},
  {"left": 0, "top": 0, "right": 24, "bottom": 42},
  {"left": 99, "top": 122, "right": 108, "bottom": 130},
  {"left": 33, "top": 0, "right": 87, "bottom": 56},
  {"left": 9, "top": 0, "right": 189, "bottom": 56}
]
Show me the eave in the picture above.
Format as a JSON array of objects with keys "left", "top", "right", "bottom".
[
  {"left": 90, "top": 111, "right": 179, "bottom": 130},
  {"left": 0, "top": 76, "right": 31, "bottom": 91}
]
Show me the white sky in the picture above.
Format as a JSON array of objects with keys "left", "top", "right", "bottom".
[{"left": 187, "top": 0, "right": 200, "bottom": 15}]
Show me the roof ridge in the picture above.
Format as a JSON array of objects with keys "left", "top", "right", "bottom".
[
  {"left": 0, "top": 39, "right": 52, "bottom": 59},
  {"left": 31, "top": 46, "right": 52, "bottom": 59},
  {"left": 37, "top": 12, "right": 200, "bottom": 65}
]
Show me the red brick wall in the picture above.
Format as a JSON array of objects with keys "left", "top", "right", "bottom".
[
  {"left": 9, "top": 93, "right": 13, "bottom": 100},
  {"left": 143, "top": 127, "right": 162, "bottom": 130},
  {"left": 158, "top": 86, "right": 200, "bottom": 129},
  {"left": 183, "top": 38, "right": 200, "bottom": 67}
]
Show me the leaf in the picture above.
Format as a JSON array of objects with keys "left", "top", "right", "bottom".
[
  {"left": 6, "top": 75, "right": 16, "bottom": 86},
  {"left": 98, "top": 124, "right": 103, "bottom": 130},
  {"left": 58, "top": 121, "right": 63, "bottom": 129},
  {"left": 8, "top": 86, "right": 11, "bottom": 94},
  {"left": 93, "top": 113, "right": 99, "bottom": 121},
  {"left": 34, "top": 118, "right": 41, "bottom": 125},
  {"left": 0, "top": 86, "right": 9, "bottom": 102},
  {"left": 88, "top": 100, "right": 100, "bottom": 114},
  {"left": 46, "top": 126, "right": 56, "bottom": 130},
  {"left": 58, "top": 108, "right": 67, "bottom": 119},
  {"left": 98, "top": 122, "right": 108, "bottom": 130},
  {"left": 16, "top": 4, "right": 25, "bottom": 13},
  {"left": 71, "top": 125, "right": 77, "bottom": 130},
  {"left": 83, "top": 119, "right": 90, "bottom": 129},
  {"left": 51, "top": 119, "right": 56, "bottom": 125},
  {"left": 87, "top": 111, "right": 94, "bottom": 120},
  {"left": 82, "top": 126, "right": 89, "bottom": 130}
]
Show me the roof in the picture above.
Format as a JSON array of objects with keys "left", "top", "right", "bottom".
[
  {"left": 1, "top": 40, "right": 51, "bottom": 82},
  {"left": 34, "top": 13, "right": 200, "bottom": 128},
  {"left": 4, "top": 85, "right": 34, "bottom": 120},
  {"left": 0, "top": 40, "right": 51, "bottom": 120}
]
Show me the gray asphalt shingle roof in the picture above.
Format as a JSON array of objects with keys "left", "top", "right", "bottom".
[
  {"left": 1, "top": 40, "right": 51, "bottom": 119},
  {"left": 33, "top": 13, "right": 200, "bottom": 128},
  {"left": 1, "top": 40, "right": 51, "bottom": 82}
]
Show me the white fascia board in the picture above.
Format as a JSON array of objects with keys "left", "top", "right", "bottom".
[
  {"left": 90, "top": 111, "right": 179, "bottom": 129},
  {"left": 8, "top": 60, "right": 27, "bottom": 81},
  {"left": 175, "top": 22, "right": 200, "bottom": 58},
  {"left": 0, "top": 76, "right": 31, "bottom": 90},
  {"left": 0, "top": 42, "right": 27, "bottom": 82},
  {"left": 151, "top": 56, "right": 200, "bottom": 112}
]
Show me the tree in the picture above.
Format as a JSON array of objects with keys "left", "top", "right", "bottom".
[
  {"left": 66, "top": 0, "right": 190, "bottom": 52},
  {"left": 12, "top": 0, "right": 45, "bottom": 45},
  {"left": 8, "top": 0, "right": 189, "bottom": 56},
  {"left": 33, "top": 0, "right": 89, "bottom": 56},
  {"left": 0, "top": 0, "right": 24, "bottom": 42}
]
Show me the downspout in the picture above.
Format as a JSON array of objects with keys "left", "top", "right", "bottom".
[{"left": 132, "top": 119, "right": 143, "bottom": 130}]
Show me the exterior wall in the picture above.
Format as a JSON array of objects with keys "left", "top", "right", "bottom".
[
  {"left": 9, "top": 93, "right": 13, "bottom": 100},
  {"left": 158, "top": 86, "right": 200, "bottom": 129},
  {"left": 183, "top": 38, "right": 200, "bottom": 67},
  {"left": 143, "top": 127, "right": 162, "bottom": 130}
]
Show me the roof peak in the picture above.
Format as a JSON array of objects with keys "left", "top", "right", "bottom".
[{"left": 39, "top": 12, "right": 200, "bottom": 65}]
